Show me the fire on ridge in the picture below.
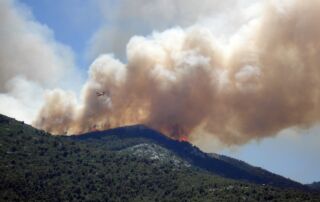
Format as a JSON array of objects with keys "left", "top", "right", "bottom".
[{"left": 35, "top": 0, "right": 320, "bottom": 147}]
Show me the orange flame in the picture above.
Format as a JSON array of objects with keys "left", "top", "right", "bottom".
[
  {"left": 91, "top": 124, "right": 100, "bottom": 132},
  {"left": 179, "top": 136, "right": 188, "bottom": 142}
]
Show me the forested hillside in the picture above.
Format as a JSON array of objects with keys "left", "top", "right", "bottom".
[{"left": 1, "top": 114, "right": 319, "bottom": 201}]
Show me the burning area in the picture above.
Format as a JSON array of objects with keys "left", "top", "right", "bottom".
[{"left": 34, "top": 0, "right": 320, "bottom": 147}]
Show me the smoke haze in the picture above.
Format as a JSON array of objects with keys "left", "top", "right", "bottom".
[
  {"left": 34, "top": 0, "right": 320, "bottom": 146},
  {"left": 0, "top": 0, "right": 77, "bottom": 123},
  {"left": 89, "top": 0, "right": 257, "bottom": 60}
]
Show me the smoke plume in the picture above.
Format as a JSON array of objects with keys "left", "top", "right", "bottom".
[
  {"left": 35, "top": 0, "right": 320, "bottom": 146},
  {"left": 0, "top": 0, "right": 76, "bottom": 123}
]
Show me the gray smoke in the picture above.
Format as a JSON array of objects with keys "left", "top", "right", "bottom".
[
  {"left": 35, "top": 0, "right": 320, "bottom": 146},
  {"left": 0, "top": 0, "right": 76, "bottom": 123}
]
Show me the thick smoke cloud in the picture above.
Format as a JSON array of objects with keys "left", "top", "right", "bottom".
[
  {"left": 0, "top": 0, "right": 74, "bottom": 89},
  {"left": 88, "top": 0, "right": 257, "bottom": 60},
  {"left": 0, "top": 0, "right": 77, "bottom": 123},
  {"left": 36, "top": 0, "right": 320, "bottom": 146}
]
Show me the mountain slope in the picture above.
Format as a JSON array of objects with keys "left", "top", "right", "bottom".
[
  {"left": 70, "top": 125, "right": 305, "bottom": 189},
  {"left": 1, "top": 114, "right": 320, "bottom": 201},
  {"left": 308, "top": 182, "right": 320, "bottom": 191}
]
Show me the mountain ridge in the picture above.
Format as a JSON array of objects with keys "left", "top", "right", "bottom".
[
  {"left": 308, "top": 182, "right": 320, "bottom": 191},
  {"left": 69, "top": 124, "right": 306, "bottom": 189},
  {"left": 1, "top": 114, "right": 320, "bottom": 201}
]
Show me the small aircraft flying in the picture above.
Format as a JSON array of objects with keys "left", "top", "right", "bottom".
[
  {"left": 96, "top": 91, "right": 111, "bottom": 97},
  {"left": 96, "top": 91, "right": 106, "bottom": 96}
]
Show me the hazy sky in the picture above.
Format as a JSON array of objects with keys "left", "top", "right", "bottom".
[{"left": 1, "top": 0, "right": 319, "bottom": 184}]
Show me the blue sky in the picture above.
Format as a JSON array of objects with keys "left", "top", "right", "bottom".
[
  {"left": 221, "top": 127, "right": 320, "bottom": 184},
  {"left": 2, "top": 0, "right": 319, "bottom": 184},
  {"left": 20, "top": 0, "right": 103, "bottom": 69}
]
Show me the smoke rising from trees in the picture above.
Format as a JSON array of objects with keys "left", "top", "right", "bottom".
[{"left": 35, "top": 0, "right": 320, "bottom": 146}]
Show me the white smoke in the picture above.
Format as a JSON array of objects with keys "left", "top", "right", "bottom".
[
  {"left": 0, "top": 0, "right": 77, "bottom": 123},
  {"left": 88, "top": 0, "right": 263, "bottom": 60},
  {"left": 36, "top": 0, "right": 320, "bottom": 148}
]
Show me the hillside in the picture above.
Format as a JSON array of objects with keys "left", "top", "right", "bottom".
[
  {"left": 1, "top": 114, "right": 320, "bottom": 201},
  {"left": 71, "top": 125, "right": 305, "bottom": 189},
  {"left": 308, "top": 182, "right": 320, "bottom": 191}
]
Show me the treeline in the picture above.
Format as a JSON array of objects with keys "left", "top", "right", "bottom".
[{"left": 0, "top": 114, "right": 319, "bottom": 201}]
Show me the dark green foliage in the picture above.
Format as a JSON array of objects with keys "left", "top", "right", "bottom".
[
  {"left": 0, "top": 114, "right": 319, "bottom": 201},
  {"left": 308, "top": 182, "right": 320, "bottom": 191},
  {"left": 71, "top": 125, "right": 306, "bottom": 189}
]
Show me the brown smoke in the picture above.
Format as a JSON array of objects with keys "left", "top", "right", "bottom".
[{"left": 34, "top": 0, "right": 320, "bottom": 146}]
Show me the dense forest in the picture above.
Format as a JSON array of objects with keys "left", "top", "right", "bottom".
[
  {"left": 1, "top": 114, "right": 319, "bottom": 201},
  {"left": 72, "top": 125, "right": 305, "bottom": 189}
]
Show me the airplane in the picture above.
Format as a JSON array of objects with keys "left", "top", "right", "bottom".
[
  {"left": 96, "top": 91, "right": 106, "bottom": 96},
  {"left": 96, "top": 91, "right": 111, "bottom": 97}
]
